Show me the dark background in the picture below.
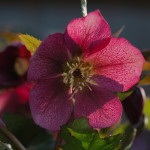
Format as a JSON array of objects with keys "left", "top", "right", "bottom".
[
  {"left": 0, "top": 0, "right": 150, "bottom": 50},
  {"left": 0, "top": 0, "right": 150, "bottom": 149}
]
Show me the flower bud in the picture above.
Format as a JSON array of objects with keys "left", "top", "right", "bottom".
[{"left": 122, "top": 87, "right": 146, "bottom": 124}]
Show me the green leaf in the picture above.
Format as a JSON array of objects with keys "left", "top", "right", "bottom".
[
  {"left": 68, "top": 128, "right": 97, "bottom": 150},
  {"left": 117, "top": 90, "right": 133, "bottom": 101},
  {"left": 89, "top": 134, "right": 123, "bottom": 150},
  {"left": 144, "top": 98, "right": 150, "bottom": 130},
  {"left": 61, "top": 126, "right": 84, "bottom": 150},
  {"left": 69, "top": 129, "right": 136, "bottom": 150},
  {"left": 71, "top": 118, "right": 93, "bottom": 134},
  {"left": 67, "top": 118, "right": 97, "bottom": 149},
  {"left": 61, "top": 118, "right": 137, "bottom": 150},
  {"left": 61, "top": 118, "right": 95, "bottom": 150},
  {"left": 19, "top": 34, "right": 41, "bottom": 54}
]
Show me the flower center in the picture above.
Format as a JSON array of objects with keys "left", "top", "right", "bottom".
[
  {"left": 62, "top": 57, "right": 93, "bottom": 92},
  {"left": 72, "top": 68, "right": 82, "bottom": 78}
]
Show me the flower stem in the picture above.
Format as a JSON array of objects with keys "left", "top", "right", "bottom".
[
  {"left": 81, "top": 0, "right": 87, "bottom": 17},
  {"left": 54, "top": 111, "right": 75, "bottom": 150},
  {"left": 0, "top": 123, "right": 26, "bottom": 150},
  {"left": 54, "top": 131, "right": 61, "bottom": 150}
]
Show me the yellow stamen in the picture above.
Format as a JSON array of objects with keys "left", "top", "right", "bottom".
[{"left": 62, "top": 57, "right": 93, "bottom": 92}]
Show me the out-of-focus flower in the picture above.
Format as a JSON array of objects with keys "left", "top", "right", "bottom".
[
  {"left": 0, "top": 83, "right": 31, "bottom": 116},
  {"left": 0, "top": 43, "right": 30, "bottom": 89},
  {"left": 122, "top": 87, "right": 146, "bottom": 125},
  {"left": 0, "top": 43, "right": 31, "bottom": 115},
  {"left": 28, "top": 10, "right": 144, "bottom": 130}
]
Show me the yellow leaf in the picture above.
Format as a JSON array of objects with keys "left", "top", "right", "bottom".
[
  {"left": 143, "top": 61, "right": 150, "bottom": 70},
  {"left": 139, "top": 75, "right": 150, "bottom": 85},
  {"left": 0, "top": 31, "right": 20, "bottom": 50},
  {"left": 18, "top": 34, "right": 41, "bottom": 55},
  {"left": 139, "top": 61, "right": 150, "bottom": 85},
  {"left": 0, "top": 31, "right": 20, "bottom": 42},
  {"left": 144, "top": 98, "right": 150, "bottom": 130}
]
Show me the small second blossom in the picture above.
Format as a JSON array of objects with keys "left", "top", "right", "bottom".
[{"left": 0, "top": 44, "right": 31, "bottom": 115}]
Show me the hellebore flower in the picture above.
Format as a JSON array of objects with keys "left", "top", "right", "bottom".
[
  {"left": 28, "top": 10, "right": 144, "bottom": 130},
  {"left": 0, "top": 44, "right": 31, "bottom": 115},
  {"left": 0, "top": 44, "right": 31, "bottom": 89},
  {"left": 122, "top": 87, "right": 146, "bottom": 125}
]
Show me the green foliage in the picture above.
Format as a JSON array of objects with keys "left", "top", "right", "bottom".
[
  {"left": 61, "top": 118, "right": 137, "bottom": 150},
  {"left": 117, "top": 90, "right": 133, "bottom": 101},
  {"left": 0, "top": 96, "right": 145, "bottom": 150},
  {"left": 61, "top": 126, "right": 84, "bottom": 150},
  {"left": 0, "top": 106, "right": 144, "bottom": 150}
]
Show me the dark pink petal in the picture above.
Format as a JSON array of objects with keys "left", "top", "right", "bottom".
[
  {"left": 15, "top": 82, "right": 31, "bottom": 104},
  {"left": 0, "top": 83, "right": 31, "bottom": 115},
  {"left": 0, "top": 90, "right": 10, "bottom": 115},
  {"left": 86, "top": 38, "right": 144, "bottom": 92},
  {"left": 0, "top": 89, "right": 22, "bottom": 114},
  {"left": 30, "top": 78, "right": 72, "bottom": 131},
  {"left": 28, "top": 33, "right": 70, "bottom": 82},
  {"left": 65, "top": 10, "right": 111, "bottom": 56},
  {"left": 74, "top": 86, "right": 122, "bottom": 128}
]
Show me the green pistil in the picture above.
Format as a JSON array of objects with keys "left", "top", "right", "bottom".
[{"left": 62, "top": 57, "right": 93, "bottom": 92}]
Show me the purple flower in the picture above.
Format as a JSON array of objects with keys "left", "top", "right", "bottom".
[
  {"left": 0, "top": 44, "right": 31, "bottom": 88},
  {"left": 28, "top": 10, "right": 144, "bottom": 130},
  {"left": 0, "top": 43, "right": 31, "bottom": 115}
]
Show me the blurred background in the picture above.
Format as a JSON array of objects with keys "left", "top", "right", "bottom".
[
  {"left": 0, "top": 0, "right": 150, "bottom": 49},
  {"left": 0, "top": 0, "right": 150, "bottom": 149}
]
